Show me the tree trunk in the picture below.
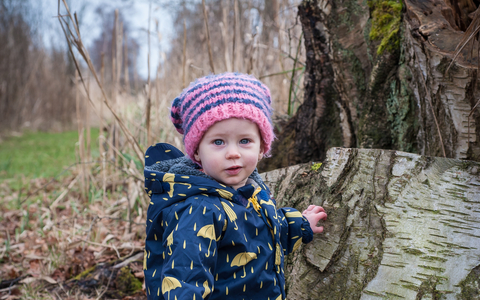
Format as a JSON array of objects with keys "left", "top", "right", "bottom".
[
  {"left": 261, "top": 147, "right": 480, "bottom": 299},
  {"left": 259, "top": 0, "right": 480, "bottom": 172}
]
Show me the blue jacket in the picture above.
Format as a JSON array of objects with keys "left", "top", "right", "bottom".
[{"left": 143, "top": 143, "right": 313, "bottom": 300}]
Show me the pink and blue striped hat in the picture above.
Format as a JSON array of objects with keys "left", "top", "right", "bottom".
[{"left": 170, "top": 73, "right": 274, "bottom": 163}]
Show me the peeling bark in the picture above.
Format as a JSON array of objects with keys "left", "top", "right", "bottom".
[
  {"left": 259, "top": 0, "right": 480, "bottom": 172},
  {"left": 405, "top": 0, "right": 479, "bottom": 160},
  {"left": 261, "top": 147, "right": 480, "bottom": 299}
]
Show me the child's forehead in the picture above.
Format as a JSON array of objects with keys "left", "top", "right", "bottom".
[{"left": 206, "top": 118, "right": 261, "bottom": 136}]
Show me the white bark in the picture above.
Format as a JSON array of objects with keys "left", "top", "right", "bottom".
[
  {"left": 404, "top": 0, "right": 478, "bottom": 159},
  {"left": 262, "top": 147, "right": 480, "bottom": 299}
]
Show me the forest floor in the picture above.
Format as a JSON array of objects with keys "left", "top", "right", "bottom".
[{"left": 0, "top": 131, "right": 147, "bottom": 299}]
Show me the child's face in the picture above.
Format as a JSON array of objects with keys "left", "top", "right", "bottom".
[{"left": 194, "top": 118, "right": 264, "bottom": 190}]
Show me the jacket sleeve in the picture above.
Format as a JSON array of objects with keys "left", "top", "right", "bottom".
[
  {"left": 276, "top": 207, "right": 314, "bottom": 256},
  {"left": 145, "top": 199, "right": 225, "bottom": 299}
]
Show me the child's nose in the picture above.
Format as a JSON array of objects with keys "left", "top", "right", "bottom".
[{"left": 225, "top": 145, "right": 241, "bottom": 159}]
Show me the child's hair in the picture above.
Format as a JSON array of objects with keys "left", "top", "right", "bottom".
[{"left": 170, "top": 72, "right": 275, "bottom": 163}]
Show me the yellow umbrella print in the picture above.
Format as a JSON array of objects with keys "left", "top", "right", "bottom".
[
  {"left": 220, "top": 202, "right": 239, "bottom": 230},
  {"left": 202, "top": 280, "right": 211, "bottom": 299},
  {"left": 166, "top": 231, "right": 174, "bottom": 255},
  {"left": 260, "top": 199, "right": 275, "bottom": 206},
  {"left": 216, "top": 189, "right": 233, "bottom": 200},
  {"left": 284, "top": 211, "right": 303, "bottom": 218},
  {"left": 143, "top": 249, "right": 147, "bottom": 270},
  {"left": 163, "top": 173, "right": 192, "bottom": 197},
  {"left": 197, "top": 224, "right": 216, "bottom": 257},
  {"left": 162, "top": 276, "right": 182, "bottom": 300},
  {"left": 163, "top": 173, "right": 176, "bottom": 197},
  {"left": 231, "top": 252, "right": 257, "bottom": 278},
  {"left": 292, "top": 237, "right": 302, "bottom": 252}
]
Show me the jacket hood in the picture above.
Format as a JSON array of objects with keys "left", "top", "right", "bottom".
[{"left": 144, "top": 143, "right": 267, "bottom": 211}]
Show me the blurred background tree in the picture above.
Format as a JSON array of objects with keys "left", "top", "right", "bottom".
[{"left": 0, "top": 0, "right": 76, "bottom": 132}]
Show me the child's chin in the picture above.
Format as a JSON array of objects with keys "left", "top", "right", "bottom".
[
  {"left": 227, "top": 180, "right": 247, "bottom": 190},
  {"left": 214, "top": 175, "right": 246, "bottom": 189}
]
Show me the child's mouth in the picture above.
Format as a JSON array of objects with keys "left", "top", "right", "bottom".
[{"left": 225, "top": 166, "right": 242, "bottom": 175}]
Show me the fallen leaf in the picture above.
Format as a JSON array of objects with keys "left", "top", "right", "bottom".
[
  {"left": 1, "top": 265, "right": 21, "bottom": 280},
  {"left": 19, "top": 277, "right": 37, "bottom": 284},
  {"left": 51, "top": 268, "right": 66, "bottom": 282},
  {"left": 37, "top": 275, "right": 57, "bottom": 284},
  {"left": 28, "top": 259, "right": 41, "bottom": 275},
  {"left": 24, "top": 254, "right": 48, "bottom": 260}
]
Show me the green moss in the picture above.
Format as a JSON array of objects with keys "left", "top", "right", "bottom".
[
  {"left": 73, "top": 266, "right": 96, "bottom": 280},
  {"left": 368, "top": 0, "right": 403, "bottom": 55},
  {"left": 458, "top": 265, "right": 480, "bottom": 299},
  {"left": 116, "top": 266, "right": 143, "bottom": 295},
  {"left": 416, "top": 276, "right": 448, "bottom": 299},
  {"left": 311, "top": 163, "right": 323, "bottom": 172}
]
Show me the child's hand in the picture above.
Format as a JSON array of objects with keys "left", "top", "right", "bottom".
[{"left": 302, "top": 205, "right": 327, "bottom": 233}]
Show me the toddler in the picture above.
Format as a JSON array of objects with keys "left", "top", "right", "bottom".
[{"left": 143, "top": 73, "right": 327, "bottom": 300}]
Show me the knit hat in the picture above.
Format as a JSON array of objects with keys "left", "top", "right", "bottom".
[{"left": 170, "top": 72, "right": 274, "bottom": 164}]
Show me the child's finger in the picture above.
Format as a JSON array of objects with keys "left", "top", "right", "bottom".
[
  {"left": 311, "top": 212, "right": 327, "bottom": 223},
  {"left": 312, "top": 226, "right": 324, "bottom": 233},
  {"left": 303, "top": 205, "right": 322, "bottom": 214},
  {"left": 316, "top": 211, "right": 327, "bottom": 221},
  {"left": 311, "top": 206, "right": 325, "bottom": 214},
  {"left": 302, "top": 205, "right": 314, "bottom": 214}
]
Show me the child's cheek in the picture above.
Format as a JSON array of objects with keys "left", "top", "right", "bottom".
[
  {"left": 205, "top": 158, "right": 223, "bottom": 177},
  {"left": 212, "top": 160, "right": 223, "bottom": 171},
  {"left": 245, "top": 154, "right": 260, "bottom": 168}
]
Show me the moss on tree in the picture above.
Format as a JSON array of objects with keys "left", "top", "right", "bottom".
[
  {"left": 368, "top": 0, "right": 403, "bottom": 55},
  {"left": 386, "top": 62, "right": 418, "bottom": 153},
  {"left": 458, "top": 264, "right": 480, "bottom": 300}
]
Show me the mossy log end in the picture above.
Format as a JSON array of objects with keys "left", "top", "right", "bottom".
[
  {"left": 49, "top": 256, "right": 144, "bottom": 298},
  {"left": 261, "top": 147, "right": 480, "bottom": 299},
  {"left": 259, "top": 0, "right": 480, "bottom": 172}
]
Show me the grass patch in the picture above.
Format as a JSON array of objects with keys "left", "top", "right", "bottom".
[{"left": 0, "top": 129, "right": 99, "bottom": 180}]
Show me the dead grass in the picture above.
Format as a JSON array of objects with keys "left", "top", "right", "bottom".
[{"left": 0, "top": 171, "right": 146, "bottom": 299}]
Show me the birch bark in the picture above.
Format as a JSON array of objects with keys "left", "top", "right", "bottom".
[{"left": 262, "top": 147, "right": 480, "bottom": 299}]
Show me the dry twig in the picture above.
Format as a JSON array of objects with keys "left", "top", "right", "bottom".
[
  {"left": 202, "top": 0, "right": 215, "bottom": 74},
  {"left": 57, "top": 0, "right": 145, "bottom": 165}
]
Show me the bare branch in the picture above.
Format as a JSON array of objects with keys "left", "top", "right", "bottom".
[{"left": 202, "top": 0, "right": 215, "bottom": 74}]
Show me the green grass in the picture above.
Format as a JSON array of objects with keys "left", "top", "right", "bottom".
[{"left": 0, "top": 129, "right": 99, "bottom": 180}]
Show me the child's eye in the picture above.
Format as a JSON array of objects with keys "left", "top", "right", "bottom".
[
  {"left": 239, "top": 139, "right": 250, "bottom": 144},
  {"left": 213, "top": 139, "right": 224, "bottom": 146}
]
